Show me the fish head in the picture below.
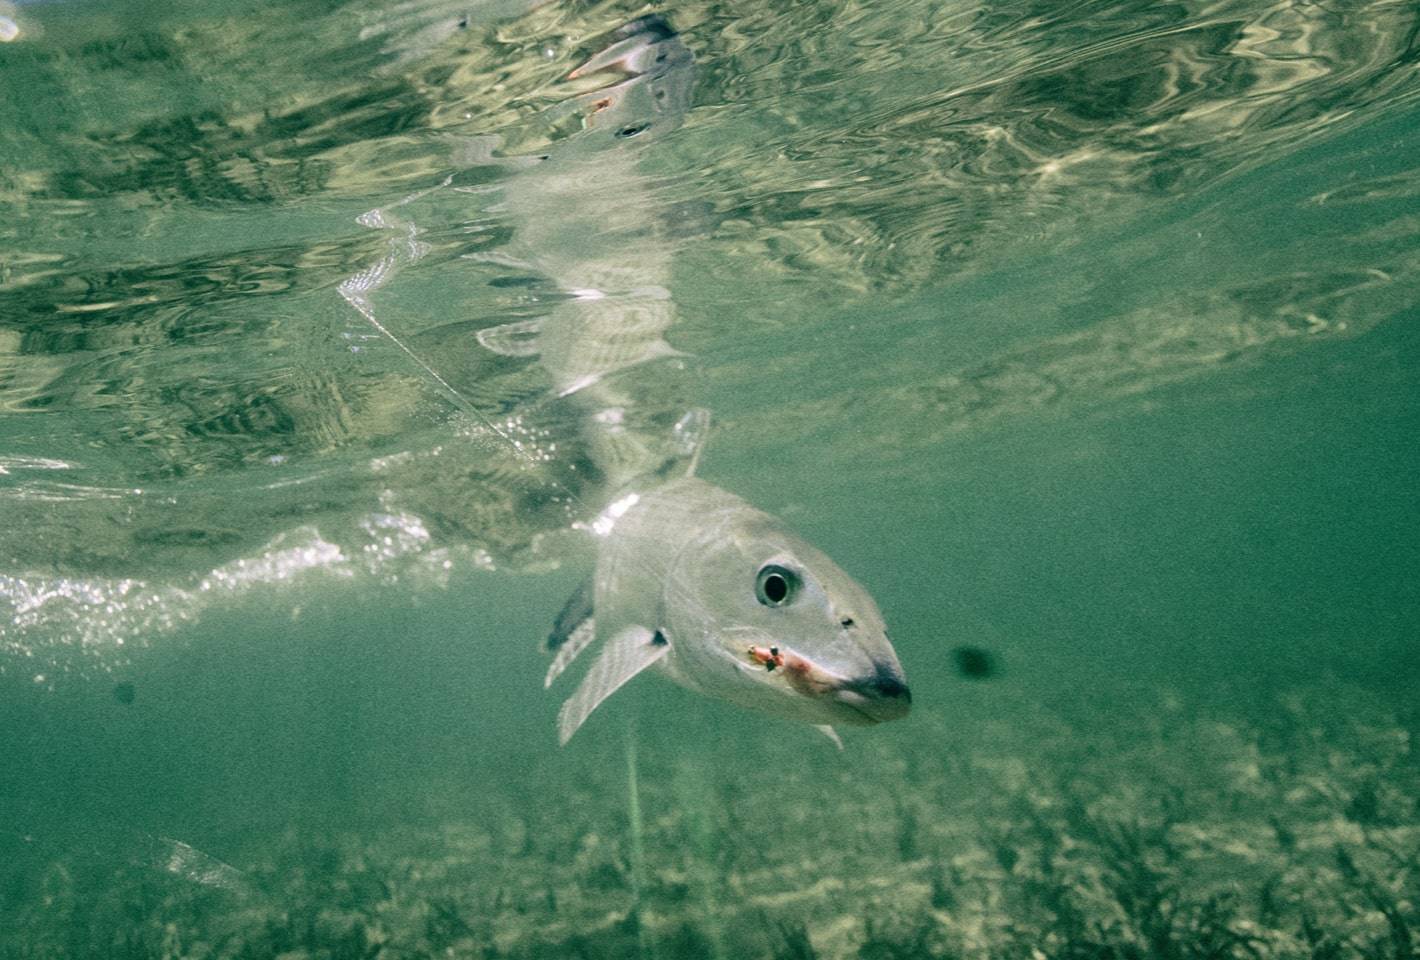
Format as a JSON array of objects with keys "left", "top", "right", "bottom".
[
  {"left": 666, "top": 503, "right": 911, "bottom": 728},
  {"left": 565, "top": 15, "right": 695, "bottom": 144}
]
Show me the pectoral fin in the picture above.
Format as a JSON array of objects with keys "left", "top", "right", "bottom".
[
  {"left": 557, "top": 626, "right": 668, "bottom": 745},
  {"left": 544, "top": 618, "right": 595, "bottom": 689},
  {"left": 814, "top": 725, "right": 844, "bottom": 750},
  {"left": 545, "top": 577, "right": 597, "bottom": 688}
]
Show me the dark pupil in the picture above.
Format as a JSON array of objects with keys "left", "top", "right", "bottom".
[
  {"left": 763, "top": 573, "right": 788, "bottom": 604},
  {"left": 616, "top": 124, "right": 649, "bottom": 138}
]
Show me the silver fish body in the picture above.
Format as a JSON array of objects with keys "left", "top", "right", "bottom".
[{"left": 553, "top": 478, "right": 911, "bottom": 743}]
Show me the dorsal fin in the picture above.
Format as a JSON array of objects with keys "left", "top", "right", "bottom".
[
  {"left": 558, "top": 626, "right": 668, "bottom": 744},
  {"left": 672, "top": 407, "right": 710, "bottom": 478}
]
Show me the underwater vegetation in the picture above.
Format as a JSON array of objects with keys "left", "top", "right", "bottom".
[{"left": 2, "top": 680, "right": 1415, "bottom": 960}]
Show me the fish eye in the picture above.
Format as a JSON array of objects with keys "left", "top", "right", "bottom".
[
  {"left": 755, "top": 564, "right": 799, "bottom": 607},
  {"left": 616, "top": 123, "right": 649, "bottom": 139}
]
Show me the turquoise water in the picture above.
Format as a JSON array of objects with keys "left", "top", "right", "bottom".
[{"left": 2, "top": 1, "right": 1419, "bottom": 957}]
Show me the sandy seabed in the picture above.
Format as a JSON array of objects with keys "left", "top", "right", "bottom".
[{"left": 3, "top": 679, "right": 1416, "bottom": 960}]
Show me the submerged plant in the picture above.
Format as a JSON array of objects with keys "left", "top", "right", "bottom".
[
  {"left": 770, "top": 919, "right": 819, "bottom": 960},
  {"left": 857, "top": 915, "right": 940, "bottom": 960}
]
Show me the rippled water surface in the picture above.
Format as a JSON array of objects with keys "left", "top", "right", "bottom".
[{"left": 2, "top": 0, "right": 1418, "bottom": 956}]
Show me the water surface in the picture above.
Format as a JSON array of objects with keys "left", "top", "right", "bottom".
[{"left": 2, "top": 0, "right": 1418, "bottom": 956}]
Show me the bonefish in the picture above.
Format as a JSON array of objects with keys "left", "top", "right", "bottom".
[{"left": 545, "top": 478, "right": 910, "bottom": 744}]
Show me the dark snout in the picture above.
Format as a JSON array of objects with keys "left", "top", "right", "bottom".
[{"left": 835, "top": 661, "right": 912, "bottom": 723}]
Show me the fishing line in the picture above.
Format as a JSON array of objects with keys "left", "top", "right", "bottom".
[
  {"left": 345, "top": 278, "right": 522, "bottom": 452},
  {"left": 338, "top": 185, "right": 643, "bottom": 529},
  {"left": 338, "top": 181, "right": 543, "bottom": 464},
  {"left": 337, "top": 15, "right": 700, "bottom": 535},
  {"left": 624, "top": 715, "right": 656, "bottom": 958},
  {"left": 338, "top": 175, "right": 707, "bottom": 539},
  {"left": 350, "top": 238, "right": 677, "bottom": 938}
]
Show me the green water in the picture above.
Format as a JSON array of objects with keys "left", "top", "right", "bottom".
[{"left": 2, "top": 0, "right": 1419, "bottom": 957}]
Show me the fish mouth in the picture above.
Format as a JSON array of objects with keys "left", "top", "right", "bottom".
[
  {"left": 831, "top": 664, "right": 912, "bottom": 724},
  {"left": 767, "top": 644, "right": 911, "bottom": 724}
]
